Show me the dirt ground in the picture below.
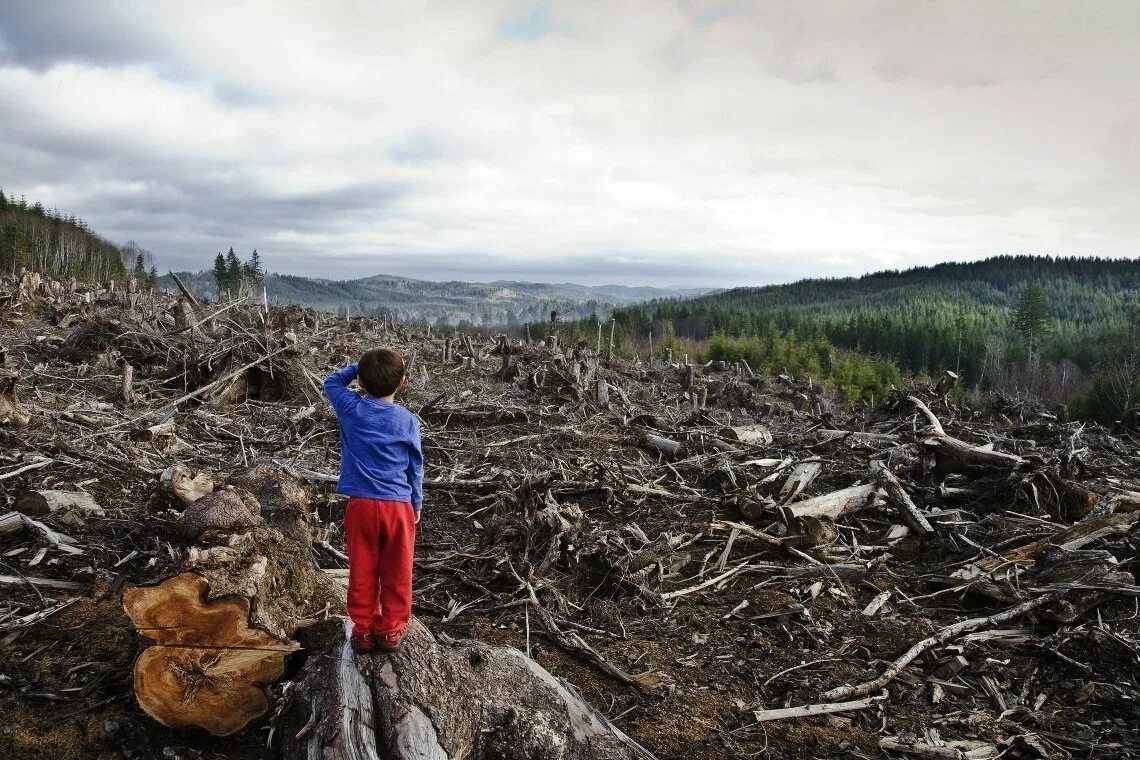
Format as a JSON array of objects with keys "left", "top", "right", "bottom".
[{"left": 2, "top": 278, "right": 1139, "bottom": 759}]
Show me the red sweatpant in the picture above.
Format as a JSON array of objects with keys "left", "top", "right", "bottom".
[{"left": 344, "top": 497, "right": 416, "bottom": 637}]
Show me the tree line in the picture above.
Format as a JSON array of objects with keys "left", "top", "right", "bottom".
[
  {"left": 211, "top": 248, "right": 263, "bottom": 298},
  {"left": 609, "top": 256, "right": 1140, "bottom": 422},
  {"left": 0, "top": 188, "right": 157, "bottom": 285}
]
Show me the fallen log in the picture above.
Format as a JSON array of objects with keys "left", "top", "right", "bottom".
[
  {"left": 782, "top": 483, "right": 882, "bottom": 520},
  {"left": 15, "top": 489, "right": 103, "bottom": 517},
  {"left": 641, "top": 433, "right": 682, "bottom": 458},
  {"left": 821, "top": 593, "right": 1056, "bottom": 701},
  {"left": 909, "top": 396, "right": 1025, "bottom": 476},
  {"left": 719, "top": 424, "right": 772, "bottom": 445},
  {"left": 1, "top": 510, "right": 24, "bottom": 535},
  {"left": 752, "top": 695, "right": 883, "bottom": 722},
  {"left": 871, "top": 461, "right": 933, "bottom": 535},
  {"left": 977, "top": 510, "right": 1140, "bottom": 571}
]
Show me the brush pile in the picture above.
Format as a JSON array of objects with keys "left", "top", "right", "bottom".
[{"left": 1, "top": 272, "right": 1138, "bottom": 759}]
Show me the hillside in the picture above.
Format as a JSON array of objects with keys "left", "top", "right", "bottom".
[
  {"left": 0, "top": 189, "right": 149, "bottom": 282},
  {"left": 613, "top": 255, "right": 1140, "bottom": 417},
  {"left": 162, "top": 269, "right": 710, "bottom": 326}
]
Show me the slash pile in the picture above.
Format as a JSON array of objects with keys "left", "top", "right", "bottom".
[{"left": 1, "top": 272, "right": 1138, "bottom": 759}]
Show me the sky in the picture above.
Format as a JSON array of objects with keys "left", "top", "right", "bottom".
[{"left": 0, "top": 1, "right": 1137, "bottom": 287}]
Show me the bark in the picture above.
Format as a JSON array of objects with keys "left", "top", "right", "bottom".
[
  {"left": 123, "top": 466, "right": 343, "bottom": 736},
  {"left": 782, "top": 483, "right": 882, "bottom": 520},
  {"left": 641, "top": 433, "right": 682, "bottom": 459},
  {"left": 719, "top": 424, "right": 772, "bottom": 445},
  {"left": 276, "top": 619, "right": 655, "bottom": 760},
  {"left": 14, "top": 489, "right": 103, "bottom": 517}
]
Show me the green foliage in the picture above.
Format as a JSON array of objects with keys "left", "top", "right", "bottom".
[
  {"left": 1012, "top": 282, "right": 1052, "bottom": 355},
  {"left": 212, "top": 248, "right": 264, "bottom": 298},
  {"left": 705, "top": 331, "right": 900, "bottom": 406},
  {"left": 0, "top": 188, "right": 132, "bottom": 281},
  {"left": 613, "top": 255, "right": 1140, "bottom": 387}
]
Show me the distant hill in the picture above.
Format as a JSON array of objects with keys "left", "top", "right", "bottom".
[
  {"left": 161, "top": 270, "right": 711, "bottom": 326},
  {"left": 614, "top": 255, "right": 1140, "bottom": 416}
]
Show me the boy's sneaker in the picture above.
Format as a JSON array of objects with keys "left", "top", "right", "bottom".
[
  {"left": 376, "top": 631, "right": 404, "bottom": 652},
  {"left": 351, "top": 631, "right": 375, "bottom": 653}
]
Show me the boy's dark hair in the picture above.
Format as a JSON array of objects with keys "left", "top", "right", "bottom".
[{"left": 358, "top": 348, "right": 405, "bottom": 397}]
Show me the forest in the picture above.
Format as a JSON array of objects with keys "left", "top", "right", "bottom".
[
  {"left": 0, "top": 189, "right": 156, "bottom": 284},
  {"left": 607, "top": 256, "right": 1140, "bottom": 422}
]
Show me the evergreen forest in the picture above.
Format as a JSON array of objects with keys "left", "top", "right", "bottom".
[
  {"left": 0, "top": 189, "right": 155, "bottom": 283},
  {"left": 607, "top": 256, "right": 1140, "bottom": 422}
]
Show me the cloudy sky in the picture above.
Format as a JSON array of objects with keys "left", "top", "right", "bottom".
[{"left": 1, "top": 1, "right": 1137, "bottom": 286}]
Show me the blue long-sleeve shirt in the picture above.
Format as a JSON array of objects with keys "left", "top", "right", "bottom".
[{"left": 324, "top": 364, "right": 423, "bottom": 512}]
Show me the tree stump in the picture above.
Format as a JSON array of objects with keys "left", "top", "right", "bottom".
[
  {"left": 123, "top": 573, "right": 300, "bottom": 736},
  {"left": 275, "top": 619, "right": 655, "bottom": 760}
]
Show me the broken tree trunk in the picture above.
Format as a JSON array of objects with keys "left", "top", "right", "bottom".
[
  {"left": 871, "top": 461, "right": 933, "bottom": 535},
  {"left": 976, "top": 510, "right": 1140, "bottom": 572},
  {"left": 14, "top": 489, "right": 103, "bottom": 517},
  {"left": 276, "top": 619, "right": 655, "bottom": 760},
  {"left": 0, "top": 376, "right": 30, "bottom": 428},
  {"left": 909, "top": 396, "right": 1024, "bottom": 477},
  {"left": 719, "top": 424, "right": 772, "bottom": 445},
  {"left": 0, "top": 511, "right": 22, "bottom": 535},
  {"left": 783, "top": 483, "right": 882, "bottom": 520}
]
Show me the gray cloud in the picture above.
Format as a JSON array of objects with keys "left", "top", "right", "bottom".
[
  {"left": 0, "top": 2, "right": 160, "bottom": 68},
  {"left": 0, "top": 0, "right": 1137, "bottom": 288}
]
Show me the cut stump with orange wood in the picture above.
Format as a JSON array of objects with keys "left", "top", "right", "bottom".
[{"left": 123, "top": 573, "right": 299, "bottom": 736}]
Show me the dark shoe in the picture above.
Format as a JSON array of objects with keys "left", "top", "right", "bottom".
[
  {"left": 351, "top": 632, "right": 375, "bottom": 653},
  {"left": 376, "top": 630, "right": 404, "bottom": 652}
]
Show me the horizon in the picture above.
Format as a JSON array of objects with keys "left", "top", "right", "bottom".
[
  {"left": 3, "top": 2, "right": 1139, "bottom": 286},
  {"left": 167, "top": 251, "right": 1138, "bottom": 294}
]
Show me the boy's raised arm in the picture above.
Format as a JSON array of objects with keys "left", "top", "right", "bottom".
[
  {"left": 408, "top": 417, "right": 423, "bottom": 515},
  {"left": 324, "top": 363, "right": 360, "bottom": 414}
]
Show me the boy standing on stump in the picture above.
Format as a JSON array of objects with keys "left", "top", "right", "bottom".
[{"left": 325, "top": 348, "right": 423, "bottom": 653}]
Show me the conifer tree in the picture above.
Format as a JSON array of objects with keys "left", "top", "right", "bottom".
[
  {"left": 225, "top": 247, "right": 242, "bottom": 296},
  {"left": 1012, "top": 282, "right": 1052, "bottom": 357},
  {"left": 212, "top": 253, "right": 228, "bottom": 297},
  {"left": 243, "top": 249, "right": 264, "bottom": 287}
]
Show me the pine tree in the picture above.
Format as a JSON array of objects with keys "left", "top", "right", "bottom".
[
  {"left": 225, "top": 247, "right": 242, "bottom": 296},
  {"left": 212, "top": 253, "right": 228, "bottom": 297},
  {"left": 133, "top": 253, "right": 146, "bottom": 281},
  {"left": 246, "top": 249, "right": 263, "bottom": 284},
  {"left": 147, "top": 266, "right": 159, "bottom": 291},
  {"left": 1012, "top": 282, "right": 1052, "bottom": 357},
  {"left": 0, "top": 189, "right": 7, "bottom": 210}
]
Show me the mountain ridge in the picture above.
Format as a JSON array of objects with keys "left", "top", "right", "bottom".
[{"left": 161, "top": 269, "right": 713, "bottom": 325}]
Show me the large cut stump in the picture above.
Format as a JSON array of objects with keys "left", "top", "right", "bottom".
[
  {"left": 124, "top": 465, "right": 344, "bottom": 735},
  {"left": 276, "top": 619, "right": 655, "bottom": 760},
  {"left": 123, "top": 573, "right": 300, "bottom": 736}
]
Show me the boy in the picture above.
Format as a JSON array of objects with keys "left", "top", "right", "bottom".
[{"left": 324, "top": 348, "right": 423, "bottom": 653}]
